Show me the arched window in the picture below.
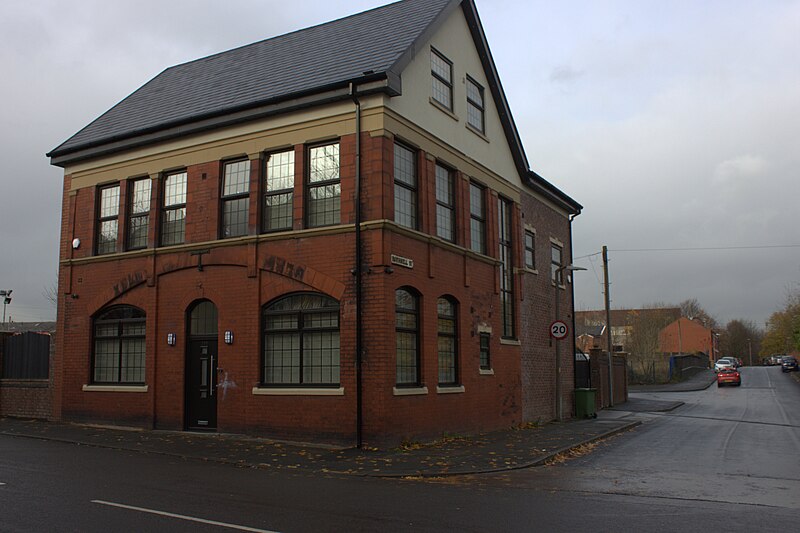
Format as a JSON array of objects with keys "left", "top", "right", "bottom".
[
  {"left": 262, "top": 293, "right": 340, "bottom": 386},
  {"left": 437, "top": 297, "right": 458, "bottom": 385},
  {"left": 395, "top": 288, "right": 420, "bottom": 386},
  {"left": 189, "top": 300, "right": 218, "bottom": 336},
  {"left": 93, "top": 305, "right": 146, "bottom": 384}
]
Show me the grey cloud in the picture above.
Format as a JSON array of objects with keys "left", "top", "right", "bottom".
[{"left": 550, "top": 65, "right": 585, "bottom": 84}]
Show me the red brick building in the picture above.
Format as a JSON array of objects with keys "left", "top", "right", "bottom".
[
  {"left": 659, "top": 317, "right": 719, "bottom": 363},
  {"left": 47, "top": 0, "right": 581, "bottom": 446}
]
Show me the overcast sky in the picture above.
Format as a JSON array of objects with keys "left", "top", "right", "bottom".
[{"left": 1, "top": 0, "right": 798, "bottom": 328}]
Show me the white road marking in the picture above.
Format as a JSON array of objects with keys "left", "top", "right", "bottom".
[{"left": 91, "top": 500, "right": 280, "bottom": 532}]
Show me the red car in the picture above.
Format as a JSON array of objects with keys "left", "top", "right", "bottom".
[{"left": 717, "top": 368, "right": 741, "bottom": 387}]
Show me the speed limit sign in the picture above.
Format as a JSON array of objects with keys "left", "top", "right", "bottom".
[{"left": 550, "top": 320, "right": 568, "bottom": 340}]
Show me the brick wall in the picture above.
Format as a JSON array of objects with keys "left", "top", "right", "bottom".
[
  {"left": 589, "top": 349, "right": 628, "bottom": 408},
  {"left": 518, "top": 193, "right": 575, "bottom": 422},
  {"left": 54, "top": 129, "right": 575, "bottom": 446},
  {"left": 0, "top": 381, "right": 51, "bottom": 419}
]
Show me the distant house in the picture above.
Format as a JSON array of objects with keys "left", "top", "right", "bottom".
[
  {"left": 46, "top": 0, "right": 581, "bottom": 446},
  {"left": 658, "top": 317, "right": 718, "bottom": 363},
  {"left": 576, "top": 324, "right": 605, "bottom": 353},
  {"left": 576, "top": 308, "right": 681, "bottom": 353}
]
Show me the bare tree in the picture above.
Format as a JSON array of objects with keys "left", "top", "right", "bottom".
[
  {"left": 720, "top": 319, "right": 762, "bottom": 363},
  {"left": 627, "top": 306, "right": 676, "bottom": 383},
  {"left": 42, "top": 283, "right": 58, "bottom": 308},
  {"left": 680, "top": 298, "right": 718, "bottom": 330}
]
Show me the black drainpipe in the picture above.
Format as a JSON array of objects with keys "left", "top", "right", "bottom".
[
  {"left": 350, "top": 83, "right": 363, "bottom": 448},
  {"left": 569, "top": 213, "right": 579, "bottom": 388}
]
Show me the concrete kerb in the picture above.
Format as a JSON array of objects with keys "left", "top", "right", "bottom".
[
  {"left": 523, "top": 420, "right": 641, "bottom": 468},
  {"left": 362, "top": 419, "right": 643, "bottom": 479},
  {"left": 0, "top": 418, "right": 642, "bottom": 478}
]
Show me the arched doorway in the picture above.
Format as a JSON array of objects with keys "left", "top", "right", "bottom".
[{"left": 185, "top": 300, "right": 218, "bottom": 430}]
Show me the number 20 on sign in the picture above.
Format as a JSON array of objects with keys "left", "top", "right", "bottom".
[{"left": 550, "top": 320, "right": 568, "bottom": 340}]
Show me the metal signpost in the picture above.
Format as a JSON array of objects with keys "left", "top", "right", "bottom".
[{"left": 550, "top": 320, "right": 568, "bottom": 340}]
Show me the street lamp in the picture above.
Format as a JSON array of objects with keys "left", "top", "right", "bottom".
[
  {"left": 555, "top": 265, "right": 586, "bottom": 421},
  {"left": 0, "top": 289, "right": 11, "bottom": 328}
]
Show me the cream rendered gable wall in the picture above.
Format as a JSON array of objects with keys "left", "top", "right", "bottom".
[{"left": 386, "top": 4, "right": 521, "bottom": 188}]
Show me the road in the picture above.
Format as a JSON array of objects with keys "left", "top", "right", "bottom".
[
  {"left": 493, "top": 365, "right": 800, "bottom": 517},
  {"left": 1, "top": 366, "right": 798, "bottom": 532}
]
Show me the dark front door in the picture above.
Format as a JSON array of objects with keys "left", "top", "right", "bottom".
[{"left": 186, "top": 338, "right": 218, "bottom": 430}]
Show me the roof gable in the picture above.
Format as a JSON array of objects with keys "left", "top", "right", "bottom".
[
  {"left": 385, "top": 4, "right": 522, "bottom": 185},
  {"left": 48, "top": 0, "right": 453, "bottom": 160},
  {"left": 47, "top": 0, "right": 580, "bottom": 213}
]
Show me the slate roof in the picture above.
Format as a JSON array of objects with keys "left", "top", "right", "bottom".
[
  {"left": 577, "top": 325, "right": 606, "bottom": 337},
  {"left": 49, "top": 0, "right": 453, "bottom": 159},
  {"left": 48, "top": 0, "right": 581, "bottom": 214}
]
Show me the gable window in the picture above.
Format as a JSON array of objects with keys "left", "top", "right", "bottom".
[
  {"left": 394, "top": 143, "right": 417, "bottom": 229},
  {"left": 93, "top": 306, "right": 146, "bottom": 384},
  {"left": 435, "top": 164, "right": 455, "bottom": 242},
  {"left": 221, "top": 159, "right": 250, "bottom": 238},
  {"left": 466, "top": 76, "right": 485, "bottom": 133},
  {"left": 524, "top": 230, "right": 536, "bottom": 270},
  {"left": 498, "top": 197, "right": 515, "bottom": 338},
  {"left": 551, "top": 244, "right": 563, "bottom": 284},
  {"left": 263, "top": 150, "right": 294, "bottom": 231},
  {"left": 262, "top": 293, "right": 340, "bottom": 386},
  {"left": 96, "top": 183, "right": 120, "bottom": 255},
  {"left": 395, "top": 288, "right": 420, "bottom": 386},
  {"left": 127, "top": 178, "right": 151, "bottom": 250},
  {"left": 437, "top": 297, "right": 458, "bottom": 385},
  {"left": 430, "top": 48, "right": 453, "bottom": 110},
  {"left": 307, "top": 142, "right": 340, "bottom": 227},
  {"left": 479, "top": 332, "right": 491, "bottom": 370},
  {"left": 469, "top": 182, "right": 486, "bottom": 254},
  {"left": 161, "top": 171, "right": 187, "bottom": 246}
]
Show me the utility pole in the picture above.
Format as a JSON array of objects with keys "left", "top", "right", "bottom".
[{"left": 602, "top": 247, "right": 614, "bottom": 407}]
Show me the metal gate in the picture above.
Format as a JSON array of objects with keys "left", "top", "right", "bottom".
[
  {"left": 575, "top": 348, "right": 591, "bottom": 389},
  {"left": 2, "top": 332, "right": 50, "bottom": 379}
]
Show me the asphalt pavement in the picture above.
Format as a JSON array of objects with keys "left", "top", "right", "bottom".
[
  {"left": 628, "top": 368, "right": 717, "bottom": 393},
  {"left": 0, "top": 377, "right": 720, "bottom": 478}
]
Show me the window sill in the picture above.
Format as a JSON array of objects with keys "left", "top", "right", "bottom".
[
  {"left": 252, "top": 387, "right": 344, "bottom": 396},
  {"left": 436, "top": 385, "right": 465, "bottom": 394},
  {"left": 524, "top": 267, "right": 538, "bottom": 275},
  {"left": 500, "top": 338, "right": 521, "bottom": 346},
  {"left": 82, "top": 385, "right": 148, "bottom": 393},
  {"left": 393, "top": 386, "right": 429, "bottom": 396},
  {"left": 429, "top": 97, "right": 459, "bottom": 121},
  {"left": 479, "top": 369, "right": 494, "bottom": 376},
  {"left": 466, "top": 123, "right": 490, "bottom": 143}
]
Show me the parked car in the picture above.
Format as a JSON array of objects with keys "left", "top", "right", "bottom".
[
  {"left": 769, "top": 355, "right": 785, "bottom": 366},
  {"left": 781, "top": 356, "right": 798, "bottom": 372},
  {"left": 717, "top": 367, "right": 741, "bottom": 387},
  {"left": 714, "top": 358, "right": 735, "bottom": 373},
  {"left": 726, "top": 357, "right": 742, "bottom": 368}
]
